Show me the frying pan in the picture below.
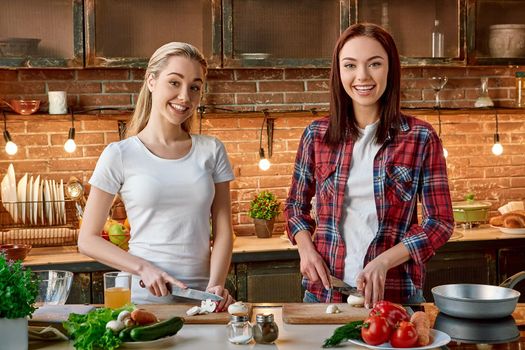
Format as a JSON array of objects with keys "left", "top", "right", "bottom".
[{"left": 431, "top": 271, "right": 525, "bottom": 319}]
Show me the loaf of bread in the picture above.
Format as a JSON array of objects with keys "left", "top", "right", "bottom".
[
  {"left": 502, "top": 210, "right": 525, "bottom": 228},
  {"left": 489, "top": 215, "right": 504, "bottom": 227}
]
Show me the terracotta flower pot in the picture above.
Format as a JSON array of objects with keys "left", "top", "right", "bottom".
[{"left": 254, "top": 218, "right": 275, "bottom": 238}]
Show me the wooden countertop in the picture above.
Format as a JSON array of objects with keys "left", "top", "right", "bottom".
[
  {"left": 23, "top": 235, "right": 297, "bottom": 267},
  {"left": 22, "top": 225, "right": 523, "bottom": 267}
]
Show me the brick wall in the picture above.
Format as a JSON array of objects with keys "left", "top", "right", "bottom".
[{"left": 1, "top": 66, "right": 525, "bottom": 235}]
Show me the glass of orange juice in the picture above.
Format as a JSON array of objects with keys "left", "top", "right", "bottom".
[{"left": 103, "top": 272, "right": 131, "bottom": 309}]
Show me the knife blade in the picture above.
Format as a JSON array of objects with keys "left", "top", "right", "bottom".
[
  {"left": 138, "top": 279, "right": 223, "bottom": 301},
  {"left": 170, "top": 284, "right": 223, "bottom": 302},
  {"left": 329, "top": 275, "right": 364, "bottom": 297}
]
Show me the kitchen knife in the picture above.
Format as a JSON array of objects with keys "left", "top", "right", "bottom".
[
  {"left": 170, "top": 285, "right": 223, "bottom": 302},
  {"left": 329, "top": 275, "right": 364, "bottom": 297},
  {"left": 138, "top": 280, "right": 223, "bottom": 301}
]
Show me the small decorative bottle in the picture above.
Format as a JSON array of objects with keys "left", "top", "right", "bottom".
[
  {"left": 431, "top": 19, "right": 444, "bottom": 57},
  {"left": 226, "top": 315, "right": 253, "bottom": 344},
  {"left": 252, "top": 313, "right": 279, "bottom": 344},
  {"left": 474, "top": 77, "right": 494, "bottom": 108}
]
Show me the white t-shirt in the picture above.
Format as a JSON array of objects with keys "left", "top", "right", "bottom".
[
  {"left": 341, "top": 121, "right": 382, "bottom": 287},
  {"left": 89, "top": 134, "right": 234, "bottom": 304}
]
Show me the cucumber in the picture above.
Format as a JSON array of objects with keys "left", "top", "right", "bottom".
[
  {"left": 130, "top": 316, "right": 184, "bottom": 342},
  {"left": 119, "top": 326, "right": 137, "bottom": 342}
]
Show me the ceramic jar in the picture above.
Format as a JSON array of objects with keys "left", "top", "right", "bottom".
[{"left": 489, "top": 24, "right": 525, "bottom": 58}]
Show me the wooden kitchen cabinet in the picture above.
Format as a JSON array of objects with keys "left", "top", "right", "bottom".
[
  {"left": 222, "top": 0, "right": 350, "bottom": 68},
  {"left": 467, "top": 0, "right": 525, "bottom": 65},
  {"left": 84, "top": 0, "right": 221, "bottom": 68},
  {"left": 352, "top": 0, "right": 465, "bottom": 66},
  {"left": 0, "top": 0, "right": 83, "bottom": 68},
  {"left": 235, "top": 260, "right": 304, "bottom": 303}
]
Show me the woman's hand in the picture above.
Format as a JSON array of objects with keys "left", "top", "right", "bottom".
[
  {"left": 356, "top": 256, "right": 389, "bottom": 309},
  {"left": 139, "top": 265, "right": 186, "bottom": 297},
  {"left": 206, "top": 285, "right": 234, "bottom": 312},
  {"left": 298, "top": 245, "right": 331, "bottom": 290}
]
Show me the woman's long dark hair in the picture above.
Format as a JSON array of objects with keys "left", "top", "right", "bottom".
[{"left": 326, "top": 23, "right": 401, "bottom": 146}]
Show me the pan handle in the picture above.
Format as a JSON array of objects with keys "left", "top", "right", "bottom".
[{"left": 500, "top": 271, "right": 525, "bottom": 289}]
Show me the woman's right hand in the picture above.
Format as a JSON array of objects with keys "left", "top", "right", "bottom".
[
  {"left": 295, "top": 231, "right": 331, "bottom": 290},
  {"left": 139, "top": 264, "right": 187, "bottom": 297}
]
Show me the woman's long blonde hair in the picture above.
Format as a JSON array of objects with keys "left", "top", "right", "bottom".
[{"left": 125, "top": 42, "right": 208, "bottom": 138}]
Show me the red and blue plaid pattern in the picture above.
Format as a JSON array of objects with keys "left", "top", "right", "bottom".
[{"left": 285, "top": 114, "right": 454, "bottom": 303}]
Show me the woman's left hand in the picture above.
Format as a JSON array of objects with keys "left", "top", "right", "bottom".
[
  {"left": 356, "top": 256, "right": 389, "bottom": 309},
  {"left": 206, "top": 285, "right": 235, "bottom": 312}
]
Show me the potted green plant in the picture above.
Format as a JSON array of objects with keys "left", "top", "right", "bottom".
[
  {"left": 0, "top": 253, "right": 39, "bottom": 350},
  {"left": 248, "top": 191, "right": 281, "bottom": 238}
]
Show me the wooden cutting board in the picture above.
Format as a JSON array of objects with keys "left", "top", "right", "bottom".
[
  {"left": 282, "top": 303, "right": 369, "bottom": 324},
  {"left": 137, "top": 303, "right": 252, "bottom": 324},
  {"left": 28, "top": 304, "right": 96, "bottom": 332}
]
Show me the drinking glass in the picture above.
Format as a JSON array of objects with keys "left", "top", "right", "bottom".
[
  {"left": 429, "top": 76, "right": 448, "bottom": 108},
  {"left": 104, "top": 272, "right": 131, "bottom": 309}
]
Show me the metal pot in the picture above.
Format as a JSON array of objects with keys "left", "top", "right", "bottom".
[
  {"left": 433, "top": 312, "right": 520, "bottom": 344},
  {"left": 452, "top": 200, "right": 491, "bottom": 224},
  {"left": 431, "top": 271, "right": 525, "bottom": 319}
]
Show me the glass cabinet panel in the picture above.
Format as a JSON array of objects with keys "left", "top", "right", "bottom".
[
  {"left": 85, "top": 0, "right": 220, "bottom": 68},
  {"left": 468, "top": 0, "right": 525, "bottom": 65},
  {"left": 355, "top": 0, "right": 464, "bottom": 65},
  {"left": 0, "top": 0, "right": 83, "bottom": 68},
  {"left": 223, "top": 0, "right": 350, "bottom": 67}
]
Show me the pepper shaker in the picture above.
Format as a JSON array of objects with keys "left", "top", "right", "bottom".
[
  {"left": 252, "top": 313, "right": 279, "bottom": 344},
  {"left": 226, "top": 314, "right": 253, "bottom": 344}
]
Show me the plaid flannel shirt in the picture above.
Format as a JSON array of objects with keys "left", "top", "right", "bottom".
[{"left": 285, "top": 114, "right": 454, "bottom": 303}]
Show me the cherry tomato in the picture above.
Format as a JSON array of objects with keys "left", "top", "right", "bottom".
[
  {"left": 370, "top": 300, "right": 410, "bottom": 328},
  {"left": 361, "top": 315, "right": 392, "bottom": 346},
  {"left": 390, "top": 321, "right": 418, "bottom": 348}
]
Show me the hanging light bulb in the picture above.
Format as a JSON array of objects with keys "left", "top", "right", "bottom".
[
  {"left": 258, "top": 148, "right": 271, "bottom": 171},
  {"left": 2, "top": 110, "right": 17, "bottom": 155},
  {"left": 4, "top": 130, "right": 17, "bottom": 155},
  {"left": 492, "top": 133, "right": 503, "bottom": 156},
  {"left": 64, "top": 110, "right": 76, "bottom": 153},
  {"left": 491, "top": 111, "right": 503, "bottom": 156},
  {"left": 257, "top": 110, "right": 274, "bottom": 171},
  {"left": 64, "top": 128, "right": 76, "bottom": 153}
]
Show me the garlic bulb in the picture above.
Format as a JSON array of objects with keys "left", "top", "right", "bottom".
[
  {"left": 347, "top": 294, "right": 365, "bottom": 307},
  {"left": 325, "top": 304, "right": 341, "bottom": 314},
  {"left": 228, "top": 301, "right": 249, "bottom": 316}
]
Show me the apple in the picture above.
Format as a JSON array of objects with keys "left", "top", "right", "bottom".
[{"left": 108, "top": 222, "right": 129, "bottom": 248}]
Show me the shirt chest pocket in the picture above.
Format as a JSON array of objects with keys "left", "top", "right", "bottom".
[
  {"left": 385, "top": 165, "right": 415, "bottom": 202},
  {"left": 315, "top": 164, "right": 337, "bottom": 200}
]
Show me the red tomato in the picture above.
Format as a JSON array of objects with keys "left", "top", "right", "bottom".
[
  {"left": 361, "top": 315, "right": 392, "bottom": 346},
  {"left": 370, "top": 300, "right": 410, "bottom": 328},
  {"left": 390, "top": 321, "right": 418, "bottom": 348}
]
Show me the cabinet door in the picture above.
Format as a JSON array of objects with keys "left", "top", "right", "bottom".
[
  {"left": 498, "top": 247, "right": 525, "bottom": 302},
  {"left": 85, "top": 0, "right": 221, "bottom": 68},
  {"left": 353, "top": 0, "right": 465, "bottom": 65},
  {"left": 236, "top": 260, "right": 303, "bottom": 302},
  {"left": 467, "top": 0, "right": 525, "bottom": 65},
  {"left": 424, "top": 250, "right": 497, "bottom": 302},
  {"left": 223, "top": 0, "right": 350, "bottom": 68},
  {"left": 0, "top": 0, "right": 83, "bottom": 68}
]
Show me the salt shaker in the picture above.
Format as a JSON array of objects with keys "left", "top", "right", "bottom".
[
  {"left": 252, "top": 313, "right": 279, "bottom": 344},
  {"left": 226, "top": 314, "right": 253, "bottom": 344}
]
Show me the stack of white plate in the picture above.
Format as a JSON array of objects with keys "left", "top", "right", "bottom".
[{"left": 1, "top": 164, "right": 67, "bottom": 226}]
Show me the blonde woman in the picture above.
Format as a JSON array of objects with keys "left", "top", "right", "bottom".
[{"left": 78, "top": 42, "right": 235, "bottom": 310}]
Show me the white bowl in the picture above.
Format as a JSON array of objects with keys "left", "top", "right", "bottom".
[{"left": 33, "top": 270, "right": 73, "bottom": 306}]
